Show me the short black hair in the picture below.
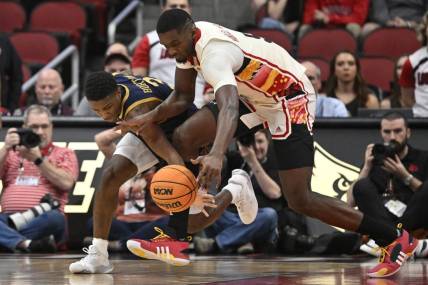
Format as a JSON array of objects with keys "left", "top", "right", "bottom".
[
  {"left": 85, "top": 71, "right": 117, "bottom": 101},
  {"left": 381, "top": 111, "right": 409, "bottom": 128},
  {"left": 156, "top": 8, "right": 193, "bottom": 34}
]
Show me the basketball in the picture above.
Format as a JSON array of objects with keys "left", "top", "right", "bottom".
[{"left": 150, "top": 165, "right": 197, "bottom": 212}]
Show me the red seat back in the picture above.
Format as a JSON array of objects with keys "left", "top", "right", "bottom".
[
  {"left": 363, "top": 28, "right": 421, "bottom": 59},
  {"left": 298, "top": 29, "right": 357, "bottom": 62},
  {"left": 10, "top": 32, "right": 59, "bottom": 65},
  {"left": 360, "top": 57, "right": 395, "bottom": 92},
  {"left": 30, "top": 2, "right": 86, "bottom": 33},
  {"left": 245, "top": 28, "right": 293, "bottom": 52},
  {"left": 0, "top": 2, "right": 26, "bottom": 33}
]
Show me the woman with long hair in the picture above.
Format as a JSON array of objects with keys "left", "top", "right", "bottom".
[
  {"left": 325, "top": 51, "right": 379, "bottom": 116},
  {"left": 381, "top": 55, "right": 408, "bottom": 109}
]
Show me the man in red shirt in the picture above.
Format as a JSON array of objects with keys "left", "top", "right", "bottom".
[
  {"left": 300, "top": 0, "right": 369, "bottom": 38},
  {"left": 0, "top": 104, "right": 79, "bottom": 252}
]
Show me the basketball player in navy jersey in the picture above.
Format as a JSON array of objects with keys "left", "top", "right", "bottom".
[{"left": 69, "top": 71, "right": 258, "bottom": 273}]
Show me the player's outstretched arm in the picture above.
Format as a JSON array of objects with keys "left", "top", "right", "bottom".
[{"left": 191, "top": 41, "right": 243, "bottom": 188}]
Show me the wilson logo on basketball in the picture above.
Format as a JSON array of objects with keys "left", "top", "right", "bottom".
[
  {"left": 156, "top": 201, "right": 182, "bottom": 209},
  {"left": 154, "top": 188, "right": 174, "bottom": 195}
]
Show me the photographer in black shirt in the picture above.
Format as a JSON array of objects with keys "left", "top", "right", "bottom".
[{"left": 350, "top": 112, "right": 428, "bottom": 256}]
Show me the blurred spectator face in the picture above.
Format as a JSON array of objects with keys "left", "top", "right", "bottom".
[
  {"left": 334, "top": 52, "right": 357, "bottom": 84},
  {"left": 395, "top": 55, "right": 408, "bottom": 79},
  {"left": 164, "top": 0, "right": 191, "bottom": 14},
  {"left": 302, "top": 61, "right": 322, "bottom": 93},
  {"left": 24, "top": 110, "right": 53, "bottom": 148},
  {"left": 104, "top": 53, "right": 132, "bottom": 74},
  {"left": 35, "top": 69, "right": 64, "bottom": 108},
  {"left": 255, "top": 130, "right": 269, "bottom": 161},
  {"left": 106, "top": 43, "right": 129, "bottom": 57}
]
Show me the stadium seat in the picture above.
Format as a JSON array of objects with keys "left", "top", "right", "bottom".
[
  {"left": 10, "top": 32, "right": 59, "bottom": 66},
  {"left": 0, "top": 2, "right": 26, "bottom": 33},
  {"left": 360, "top": 57, "right": 395, "bottom": 92},
  {"left": 245, "top": 28, "right": 293, "bottom": 52},
  {"left": 299, "top": 57, "right": 329, "bottom": 82},
  {"left": 72, "top": 0, "right": 108, "bottom": 40},
  {"left": 362, "top": 28, "right": 421, "bottom": 59},
  {"left": 30, "top": 2, "right": 87, "bottom": 47},
  {"left": 298, "top": 29, "right": 357, "bottom": 62}
]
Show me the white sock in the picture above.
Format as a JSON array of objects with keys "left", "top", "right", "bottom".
[
  {"left": 93, "top": 238, "right": 109, "bottom": 256},
  {"left": 222, "top": 182, "right": 242, "bottom": 204}
]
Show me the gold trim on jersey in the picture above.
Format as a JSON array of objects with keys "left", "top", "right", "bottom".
[
  {"left": 123, "top": 97, "right": 162, "bottom": 118},
  {"left": 118, "top": 84, "right": 130, "bottom": 120},
  {"left": 237, "top": 59, "right": 262, "bottom": 80}
]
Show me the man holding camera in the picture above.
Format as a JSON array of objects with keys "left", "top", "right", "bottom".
[
  {"left": 350, "top": 112, "right": 428, "bottom": 256},
  {"left": 194, "top": 129, "right": 281, "bottom": 254},
  {"left": 0, "top": 104, "right": 79, "bottom": 252}
]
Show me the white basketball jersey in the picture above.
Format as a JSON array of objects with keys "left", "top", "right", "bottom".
[
  {"left": 181, "top": 21, "right": 316, "bottom": 139},
  {"left": 408, "top": 47, "right": 428, "bottom": 117}
]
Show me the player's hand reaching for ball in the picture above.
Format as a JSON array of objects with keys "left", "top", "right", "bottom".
[
  {"left": 117, "top": 110, "right": 159, "bottom": 134},
  {"left": 192, "top": 187, "right": 217, "bottom": 217},
  {"left": 191, "top": 153, "right": 223, "bottom": 189}
]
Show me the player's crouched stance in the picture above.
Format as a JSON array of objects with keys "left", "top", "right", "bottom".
[{"left": 69, "top": 169, "right": 257, "bottom": 272}]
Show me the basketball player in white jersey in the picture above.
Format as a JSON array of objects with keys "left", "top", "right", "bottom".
[
  {"left": 122, "top": 9, "right": 419, "bottom": 278},
  {"left": 400, "top": 12, "right": 428, "bottom": 117}
]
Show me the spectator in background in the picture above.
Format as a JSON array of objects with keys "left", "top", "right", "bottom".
[
  {"left": 131, "top": 0, "right": 206, "bottom": 108},
  {"left": 194, "top": 129, "right": 280, "bottom": 254},
  {"left": 252, "top": 0, "right": 304, "bottom": 37},
  {"left": 301, "top": 61, "right": 349, "bottom": 117},
  {"left": 0, "top": 35, "right": 23, "bottom": 114},
  {"left": 0, "top": 105, "right": 78, "bottom": 252},
  {"left": 348, "top": 112, "right": 428, "bottom": 257},
  {"left": 400, "top": 12, "right": 428, "bottom": 117},
  {"left": 362, "top": 0, "right": 428, "bottom": 38},
  {"left": 299, "top": 0, "right": 370, "bottom": 38},
  {"left": 103, "top": 53, "right": 131, "bottom": 74},
  {"left": 75, "top": 43, "right": 132, "bottom": 116},
  {"left": 15, "top": 69, "right": 73, "bottom": 116},
  {"left": 83, "top": 128, "right": 169, "bottom": 252},
  {"left": 381, "top": 55, "right": 408, "bottom": 109},
  {"left": 325, "top": 51, "right": 379, "bottom": 116},
  {"left": 105, "top": 42, "right": 129, "bottom": 57}
]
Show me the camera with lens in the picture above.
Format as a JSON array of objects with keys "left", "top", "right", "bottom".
[
  {"left": 8, "top": 193, "right": 60, "bottom": 230},
  {"left": 372, "top": 140, "right": 401, "bottom": 165},
  {"left": 13, "top": 128, "right": 41, "bottom": 148},
  {"left": 237, "top": 132, "right": 255, "bottom": 147}
]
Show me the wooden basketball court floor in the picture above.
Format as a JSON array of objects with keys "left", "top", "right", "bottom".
[{"left": 1, "top": 254, "right": 428, "bottom": 285}]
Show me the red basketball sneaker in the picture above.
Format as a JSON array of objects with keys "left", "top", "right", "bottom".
[
  {"left": 126, "top": 227, "right": 190, "bottom": 266},
  {"left": 368, "top": 224, "right": 419, "bottom": 278}
]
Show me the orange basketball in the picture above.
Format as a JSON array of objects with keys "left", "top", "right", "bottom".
[{"left": 150, "top": 165, "right": 197, "bottom": 212}]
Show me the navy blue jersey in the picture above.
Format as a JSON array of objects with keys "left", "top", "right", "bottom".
[
  {"left": 114, "top": 73, "right": 196, "bottom": 136},
  {"left": 115, "top": 73, "right": 173, "bottom": 120}
]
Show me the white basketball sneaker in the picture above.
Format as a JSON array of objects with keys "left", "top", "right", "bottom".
[
  {"left": 69, "top": 245, "right": 113, "bottom": 274},
  {"left": 227, "top": 169, "right": 258, "bottom": 224}
]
